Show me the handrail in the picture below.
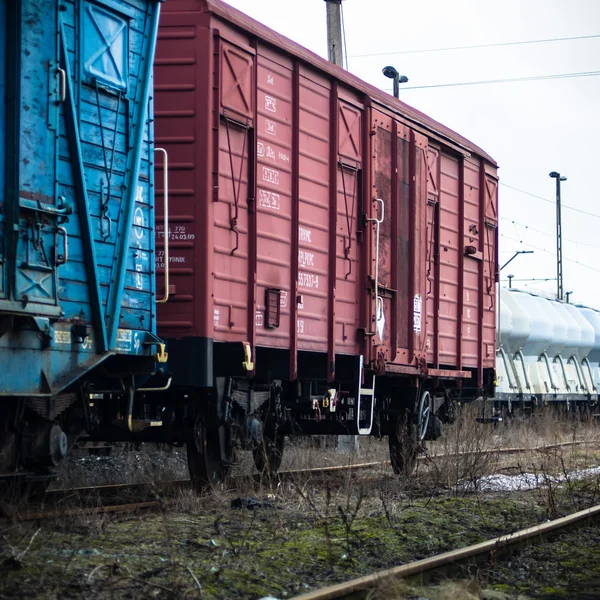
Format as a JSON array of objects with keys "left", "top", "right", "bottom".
[
  {"left": 155, "top": 147, "right": 169, "bottom": 303},
  {"left": 366, "top": 198, "right": 384, "bottom": 338}
]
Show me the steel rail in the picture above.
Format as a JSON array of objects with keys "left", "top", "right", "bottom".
[
  {"left": 10, "top": 500, "right": 176, "bottom": 522},
  {"left": 291, "top": 503, "right": 600, "bottom": 600},
  {"left": 4, "top": 439, "right": 596, "bottom": 522},
  {"left": 43, "top": 438, "right": 599, "bottom": 497}
]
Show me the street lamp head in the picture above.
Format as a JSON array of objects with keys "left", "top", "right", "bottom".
[
  {"left": 549, "top": 171, "right": 567, "bottom": 181},
  {"left": 398, "top": 75, "right": 409, "bottom": 84},
  {"left": 382, "top": 65, "right": 398, "bottom": 79}
]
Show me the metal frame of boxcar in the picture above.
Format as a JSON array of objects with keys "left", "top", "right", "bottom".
[{"left": 134, "top": 0, "right": 499, "bottom": 489}]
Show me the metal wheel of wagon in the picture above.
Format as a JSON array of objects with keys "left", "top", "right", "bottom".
[
  {"left": 416, "top": 390, "right": 432, "bottom": 441},
  {"left": 186, "top": 413, "right": 233, "bottom": 492}
]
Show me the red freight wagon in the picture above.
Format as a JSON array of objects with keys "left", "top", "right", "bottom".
[{"left": 153, "top": 0, "right": 498, "bottom": 487}]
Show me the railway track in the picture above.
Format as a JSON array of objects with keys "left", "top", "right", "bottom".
[
  {"left": 5, "top": 438, "right": 598, "bottom": 522},
  {"left": 290, "top": 503, "right": 600, "bottom": 600}
]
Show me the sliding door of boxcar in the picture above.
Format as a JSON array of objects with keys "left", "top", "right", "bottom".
[{"left": 371, "top": 114, "right": 428, "bottom": 368}]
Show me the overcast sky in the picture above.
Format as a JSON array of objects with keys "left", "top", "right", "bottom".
[{"left": 223, "top": 0, "right": 600, "bottom": 308}]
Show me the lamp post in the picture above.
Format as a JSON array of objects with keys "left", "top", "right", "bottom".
[
  {"left": 549, "top": 171, "right": 567, "bottom": 301},
  {"left": 382, "top": 66, "right": 408, "bottom": 98}
]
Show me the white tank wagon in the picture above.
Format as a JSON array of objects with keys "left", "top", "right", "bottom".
[{"left": 495, "top": 289, "right": 600, "bottom": 411}]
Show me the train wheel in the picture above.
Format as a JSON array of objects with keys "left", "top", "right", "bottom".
[
  {"left": 416, "top": 390, "right": 431, "bottom": 441},
  {"left": 187, "top": 414, "right": 233, "bottom": 492},
  {"left": 252, "top": 425, "right": 284, "bottom": 475}
]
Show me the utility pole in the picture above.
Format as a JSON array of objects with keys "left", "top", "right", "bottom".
[
  {"left": 549, "top": 171, "right": 567, "bottom": 301},
  {"left": 324, "top": 0, "right": 343, "bottom": 66}
]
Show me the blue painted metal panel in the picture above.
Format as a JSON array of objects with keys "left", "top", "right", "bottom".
[
  {"left": 0, "top": 0, "right": 162, "bottom": 397},
  {"left": 82, "top": 3, "right": 128, "bottom": 91},
  {"left": 103, "top": 2, "right": 161, "bottom": 349},
  {"left": 59, "top": 21, "right": 108, "bottom": 352},
  {"left": 0, "top": 0, "right": 5, "bottom": 298}
]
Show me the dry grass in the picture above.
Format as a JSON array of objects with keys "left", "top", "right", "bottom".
[
  {"left": 4, "top": 408, "right": 600, "bottom": 599},
  {"left": 51, "top": 407, "right": 600, "bottom": 495}
]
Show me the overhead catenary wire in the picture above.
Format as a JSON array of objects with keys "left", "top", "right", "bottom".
[
  {"left": 395, "top": 69, "right": 600, "bottom": 90},
  {"left": 350, "top": 33, "right": 600, "bottom": 58},
  {"left": 500, "top": 182, "right": 600, "bottom": 220},
  {"left": 500, "top": 233, "right": 600, "bottom": 274},
  {"left": 340, "top": 0, "right": 349, "bottom": 71},
  {"left": 499, "top": 216, "right": 600, "bottom": 249}
]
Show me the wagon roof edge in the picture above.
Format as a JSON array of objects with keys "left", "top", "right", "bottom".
[{"left": 194, "top": 0, "right": 497, "bottom": 165}]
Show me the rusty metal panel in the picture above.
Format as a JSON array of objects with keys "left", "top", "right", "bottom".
[
  {"left": 155, "top": 0, "right": 500, "bottom": 384},
  {"left": 410, "top": 131, "right": 429, "bottom": 365},
  {"left": 483, "top": 168, "right": 499, "bottom": 369},
  {"left": 172, "top": 0, "right": 496, "bottom": 165},
  {"left": 213, "top": 101, "right": 253, "bottom": 341},
  {"left": 335, "top": 99, "right": 362, "bottom": 356},
  {"left": 425, "top": 146, "right": 440, "bottom": 365},
  {"left": 155, "top": 17, "right": 210, "bottom": 338},
  {"left": 254, "top": 52, "right": 293, "bottom": 348},
  {"left": 296, "top": 70, "right": 331, "bottom": 352},
  {"left": 438, "top": 153, "right": 460, "bottom": 366},
  {"left": 462, "top": 157, "right": 481, "bottom": 368},
  {"left": 220, "top": 40, "right": 254, "bottom": 121},
  {"left": 371, "top": 114, "right": 394, "bottom": 366}
]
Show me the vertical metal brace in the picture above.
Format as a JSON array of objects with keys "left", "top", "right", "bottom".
[
  {"left": 541, "top": 352, "right": 559, "bottom": 391},
  {"left": 155, "top": 147, "right": 169, "bottom": 303},
  {"left": 366, "top": 198, "right": 384, "bottom": 337},
  {"left": 582, "top": 358, "right": 597, "bottom": 393}
]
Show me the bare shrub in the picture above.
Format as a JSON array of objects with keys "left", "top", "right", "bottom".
[{"left": 426, "top": 401, "right": 502, "bottom": 493}]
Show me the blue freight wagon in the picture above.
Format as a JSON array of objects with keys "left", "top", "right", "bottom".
[{"left": 0, "top": 0, "right": 165, "bottom": 500}]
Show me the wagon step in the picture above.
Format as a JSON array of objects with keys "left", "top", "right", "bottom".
[{"left": 356, "top": 355, "right": 376, "bottom": 435}]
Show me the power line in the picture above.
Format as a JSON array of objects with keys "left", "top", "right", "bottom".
[
  {"left": 500, "top": 182, "right": 600, "bottom": 220},
  {"left": 340, "top": 0, "right": 349, "bottom": 71},
  {"left": 397, "top": 70, "right": 600, "bottom": 90},
  {"left": 499, "top": 216, "right": 600, "bottom": 249},
  {"left": 350, "top": 33, "right": 600, "bottom": 58},
  {"left": 500, "top": 233, "right": 600, "bottom": 273}
]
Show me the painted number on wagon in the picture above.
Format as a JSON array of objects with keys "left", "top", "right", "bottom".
[
  {"left": 297, "top": 319, "right": 305, "bottom": 334},
  {"left": 262, "top": 167, "right": 279, "bottom": 186},
  {"left": 299, "top": 227, "right": 312, "bottom": 243},
  {"left": 298, "top": 250, "right": 314, "bottom": 267},
  {"left": 265, "top": 95, "right": 277, "bottom": 113},
  {"left": 299, "top": 272, "right": 319, "bottom": 289},
  {"left": 413, "top": 294, "right": 422, "bottom": 333},
  {"left": 259, "top": 189, "right": 281, "bottom": 211},
  {"left": 265, "top": 119, "right": 277, "bottom": 136}
]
